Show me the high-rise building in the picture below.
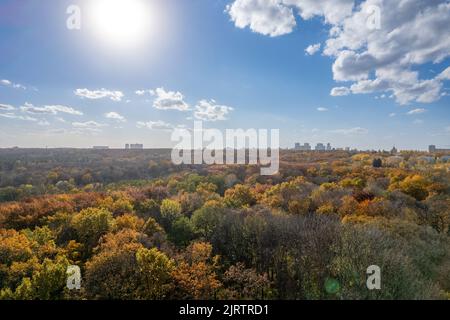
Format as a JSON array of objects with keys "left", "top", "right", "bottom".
[
  {"left": 315, "top": 143, "right": 326, "bottom": 151},
  {"left": 429, "top": 145, "right": 450, "bottom": 153},
  {"left": 129, "top": 144, "right": 144, "bottom": 150},
  {"left": 125, "top": 143, "right": 143, "bottom": 150},
  {"left": 294, "top": 143, "right": 311, "bottom": 151},
  {"left": 326, "top": 143, "right": 332, "bottom": 151}
]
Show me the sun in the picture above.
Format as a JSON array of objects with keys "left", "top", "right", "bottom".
[{"left": 89, "top": 0, "right": 152, "bottom": 48}]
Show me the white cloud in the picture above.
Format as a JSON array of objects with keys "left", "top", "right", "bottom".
[
  {"left": 194, "top": 99, "right": 233, "bottom": 121},
  {"left": 150, "top": 87, "right": 190, "bottom": 111},
  {"left": 0, "top": 112, "right": 37, "bottom": 122},
  {"left": 226, "top": 0, "right": 354, "bottom": 37},
  {"left": 389, "top": 113, "right": 396, "bottom": 117},
  {"left": 74, "top": 88, "right": 124, "bottom": 101},
  {"left": 135, "top": 89, "right": 151, "bottom": 96},
  {"left": 227, "top": 0, "right": 450, "bottom": 106},
  {"left": 0, "top": 79, "right": 26, "bottom": 89},
  {"left": 330, "top": 87, "right": 350, "bottom": 96},
  {"left": 330, "top": 127, "right": 369, "bottom": 135},
  {"left": 226, "top": 0, "right": 296, "bottom": 37},
  {"left": 437, "top": 67, "right": 450, "bottom": 81},
  {"left": 72, "top": 121, "right": 107, "bottom": 128},
  {"left": 317, "top": 107, "right": 329, "bottom": 112},
  {"left": 407, "top": 108, "right": 427, "bottom": 115},
  {"left": 136, "top": 120, "right": 173, "bottom": 130},
  {"left": 324, "top": 0, "right": 450, "bottom": 105},
  {"left": 21, "top": 103, "right": 83, "bottom": 116},
  {"left": 0, "top": 103, "right": 15, "bottom": 111},
  {"left": 283, "top": 0, "right": 355, "bottom": 25},
  {"left": 305, "top": 43, "right": 321, "bottom": 55},
  {"left": 105, "top": 112, "right": 126, "bottom": 122}
]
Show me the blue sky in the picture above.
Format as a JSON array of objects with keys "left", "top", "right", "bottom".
[{"left": 0, "top": 0, "right": 449, "bottom": 150}]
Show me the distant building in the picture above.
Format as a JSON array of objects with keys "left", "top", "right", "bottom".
[
  {"left": 326, "top": 143, "right": 332, "bottom": 151},
  {"left": 429, "top": 145, "right": 450, "bottom": 153},
  {"left": 294, "top": 143, "right": 311, "bottom": 151},
  {"left": 93, "top": 146, "right": 109, "bottom": 150},
  {"left": 390, "top": 146, "right": 398, "bottom": 154},
  {"left": 345, "top": 147, "right": 350, "bottom": 152},
  {"left": 315, "top": 143, "right": 326, "bottom": 151},
  {"left": 126, "top": 143, "right": 144, "bottom": 150}
]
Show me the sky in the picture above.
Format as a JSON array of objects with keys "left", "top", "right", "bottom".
[{"left": 0, "top": 0, "right": 449, "bottom": 150}]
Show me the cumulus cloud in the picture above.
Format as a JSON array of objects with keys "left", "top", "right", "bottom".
[
  {"left": 194, "top": 99, "right": 233, "bottom": 121},
  {"left": 20, "top": 103, "right": 83, "bottom": 116},
  {"left": 226, "top": 0, "right": 354, "bottom": 37},
  {"left": 323, "top": 0, "right": 450, "bottom": 105},
  {"left": 283, "top": 0, "right": 355, "bottom": 25},
  {"left": 74, "top": 88, "right": 124, "bottom": 102},
  {"left": 317, "top": 107, "right": 329, "bottom": 112},
  {"left": 305, "top": 43, "right": 321, "bottom": 56},
  {"left": 330, "top": 127, "right": 369, "bottom": 135},
  {"left": 105, "top": 112, "right": 126, "bottom": 122},
  {"left": 226, "top": 0, "right": 296, "bottom": 37},
  {"left": 150, "top": 88, "right": 190, "bottom": 111},
  {"left": 136, "top": 120, "right": 174, "bottom": 130},
  {"left": 330, "top": 87, "right": 351, "bottom": 96},
  {"left": 227, "top": 0, "right": 450, "bottom": 105},
  {"left": 407, "top": 108, "right": 427, "bottom": 115}
]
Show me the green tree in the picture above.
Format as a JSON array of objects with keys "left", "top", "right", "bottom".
[
  {"left": 160, "top": 199, "right": 182, "bottom": 230},
  {"left": 71, "top": 208, "right": 114, "bottom": 252},
  {"left": 169, "top": 216, "right": 196, "bottom": 247},
  {"left": 136, "top": 247, "right": 174, "bottom": 299}
]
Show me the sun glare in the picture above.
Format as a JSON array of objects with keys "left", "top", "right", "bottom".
[{"left": 90, "top": 0, "right": 152, "bottom": 48}]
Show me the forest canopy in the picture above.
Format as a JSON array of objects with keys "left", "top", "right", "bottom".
[{"left": 0, "top": 149, "right": 449, "bottom": 300}]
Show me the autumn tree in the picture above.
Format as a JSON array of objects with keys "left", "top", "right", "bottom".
[
  {"left": 136, "top": 247, "right": 174, "bottom": 299},
  {"left": 222, "top": 263, "right": 271, "bottom": 299},
  {"left": 71, "top": 208, "right": 115, "bottom": 253},
  {"left": 160, "top": 199, "right": 182, "bottom": 230},
  {"left": 171, "top": 242, "right": 222, "bottom": 299},
  {"left": 224, "top": 184, "right": 256, "bottom": 208}
]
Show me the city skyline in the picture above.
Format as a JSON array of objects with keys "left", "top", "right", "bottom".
[{"left": 0, "top": 0, "right": 449, "bottom": 150}]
